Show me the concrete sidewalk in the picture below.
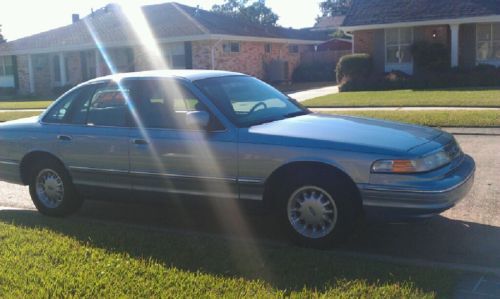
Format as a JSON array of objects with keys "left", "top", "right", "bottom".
[{"left": 288, "top": 85, "right": 339, "bottom": 102}]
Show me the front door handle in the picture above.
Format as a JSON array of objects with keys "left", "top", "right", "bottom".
[
  {"left": 57, "top": 135, "right": 72, "bottom": 141},
  {"left": 132, "top": 139, "right": 148, "bottom": 145}
]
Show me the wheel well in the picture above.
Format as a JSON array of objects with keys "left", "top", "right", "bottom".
[
  {"left": 19, "top": 151, "right": 67, "bottom": 185},
  {"left": 262, "top": 161, "right": 361, "bottom": 209}
]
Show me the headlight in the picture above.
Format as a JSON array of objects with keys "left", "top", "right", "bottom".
[{"left": 372, "top": 150, "right": 453, "bottom": 174}]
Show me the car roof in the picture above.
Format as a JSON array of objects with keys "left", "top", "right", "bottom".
[{"left": 86, "top": 69, "right": 246, "bottom": 84}]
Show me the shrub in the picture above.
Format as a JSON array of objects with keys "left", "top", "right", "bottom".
[
  {"left": 336, "top": 54, "right": 372, "bottom": 83},
  {"left": 411, "top": 41, "right": 450, "bottom": 73},
  {"left": 292, "top": 62, "right": 335, "bottom": 82},
  {"left": 339, "top": 65, "right": 500, "bottom": 92},
  {"left": 0, "top": 87, "right": 17, "bottom": 97},
  {"left": 51, "top": 85, "right": 74, "bottom": 97}
]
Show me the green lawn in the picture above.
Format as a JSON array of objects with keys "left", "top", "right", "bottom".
[
  {"left": 0, "top": 210, "right": 457, "bottom": 298},
  {"left": 304, "top": 89, "right": 500, "bottom": 107},
  {"left": 0, "top": 100, "right": 52, "bottom": 110},
  {"left": 324, "top": 110, "right": 500, "bottom": 127},
  {"left": 0, "top": 111, "right": 41, "bottom": 122}
]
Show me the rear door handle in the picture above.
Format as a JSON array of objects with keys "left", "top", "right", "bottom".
[
  {"left": 132, "top": 139, "right": 148, "bottom": 145},
  {"left": 57, "top": 135, "right": 72, "bottom": 141}
]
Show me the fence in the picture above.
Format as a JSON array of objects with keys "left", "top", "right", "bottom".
[{"left": 300, "top": 50, "right": 352, "bottom": 66}]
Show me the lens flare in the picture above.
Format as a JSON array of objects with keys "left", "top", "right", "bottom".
[{"left": 83, "top": 2, "right": 270, "bottom": 277}]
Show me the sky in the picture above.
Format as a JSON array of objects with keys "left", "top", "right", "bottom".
[{"left": 0, "top": 0, "right": 323, "bottom": 41}]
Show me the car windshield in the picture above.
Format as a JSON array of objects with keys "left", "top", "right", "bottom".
[{"left": 195, "top": 76, "right": 309, "bottom": 127}]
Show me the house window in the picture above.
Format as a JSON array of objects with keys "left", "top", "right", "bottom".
[
  {"left": 82, "top": 50, "right": 97, "bottom": 80},
  {"left": 52, "top": 55, "right": 62, "bottom": 83},
  {"left": 223, "top": 42, "right": 240, "bottom": 53},
  {"left": 385, "top": 27, "right": 413, "bottom": 64},
  {"left": 162, "top": 42, "right": 186, "bottom": 69},
  {"left": 288, "top": 45, "right": 299, "bottom": 54},
  {"left": 108, "top": 48, "right": 134, "bottom": 73},
  {"left": 477, "top": 23, "right": 500, "bottom": 62},
  {"left": 0, "top": 56, "right": 14, "bottom": 76},
  {"left": 264, "top": 43, "right": 272, "bottom": 53}
]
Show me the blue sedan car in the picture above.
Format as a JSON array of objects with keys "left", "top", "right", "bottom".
[{"left": 0, "top": 70, "right": 475, "bottom": 246}]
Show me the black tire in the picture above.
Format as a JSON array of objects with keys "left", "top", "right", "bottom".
[
  {"left": 276, "top": 169, "right": 361, "bottom": 248},
  {"left": 28, "top": 159, "right": 83, "bottom": 217}
]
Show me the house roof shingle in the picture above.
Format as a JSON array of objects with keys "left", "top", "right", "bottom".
[
  {"left": 0, "top": 2, "right": 328, "bottom": 54},
  {"left": 343, "top": 0, "right": 500, "bottom": 27}
]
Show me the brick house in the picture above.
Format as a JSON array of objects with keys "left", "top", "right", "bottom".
[
  {"left": 341, "top": 0, "right": 500, "bottom": 74},
  {"left": 0, "top": 2, "right": 328, "bottom": 95}
]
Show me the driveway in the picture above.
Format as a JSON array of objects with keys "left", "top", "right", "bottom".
[{"left": 0, "top": 135, "right": 499, "bottom": 270}]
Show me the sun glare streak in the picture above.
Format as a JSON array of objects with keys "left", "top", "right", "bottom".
[{"left": 84, "top": 3, "right": 271, "bottom": 278}]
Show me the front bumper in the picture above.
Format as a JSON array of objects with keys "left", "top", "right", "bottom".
[{"left": 359, "top": 154, "right": 475, "bottom": 221}]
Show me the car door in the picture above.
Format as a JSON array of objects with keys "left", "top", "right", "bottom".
[
  {"left": 126, "top": 78, "right": 238, "bottom": 200},
  {"left": 54, "top": 81, "right": 132, "bottom": 199}
]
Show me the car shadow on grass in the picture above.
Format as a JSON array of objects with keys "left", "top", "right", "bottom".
[{"left": 0, "top": 198, "right": 471, "bottom": 297}]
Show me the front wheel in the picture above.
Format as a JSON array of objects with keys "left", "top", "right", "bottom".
[
  {"left": 29, "top": 160, "right": 83, "bottom": 217},
  {"left": 278, "top": 172, "right": 360, "bottom": 247}
]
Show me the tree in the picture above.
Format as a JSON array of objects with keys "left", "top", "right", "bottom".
[
  {"left": 212, "top": 0, "right": 279, "bottom": 27},
  {"left": 319, "top": 0, "right": 352, "bottom": 16},
  {"left": 0, "top": 25, "right": 6, "bottom": 43}
]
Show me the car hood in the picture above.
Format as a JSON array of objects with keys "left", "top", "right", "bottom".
[{"left": 246, "top": 113, "right": 445, "bottom": 155}]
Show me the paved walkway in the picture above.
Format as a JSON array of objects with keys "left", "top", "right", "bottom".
[{"left": 287, "top": 85, "right": 339, "bottom": 102}]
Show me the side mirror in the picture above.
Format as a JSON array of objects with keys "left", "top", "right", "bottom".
[{"left": 186, "top": 111, "right": 210, "bottom": 129}]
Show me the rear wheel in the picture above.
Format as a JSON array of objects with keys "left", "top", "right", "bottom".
[
  {"left": 29, "top": 160, "right": 82, "bottom": 217},
  {"left": 277, "top": 171, "right": 360, "bottom": 247}
]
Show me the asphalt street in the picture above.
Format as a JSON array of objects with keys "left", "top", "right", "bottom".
[{"left": 0, "top": 135, "right": 499, "bottom": 270}]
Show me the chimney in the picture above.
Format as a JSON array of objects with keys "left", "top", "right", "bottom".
[{"left": 72, "top": 14, "right": 80, "bottom": 24}]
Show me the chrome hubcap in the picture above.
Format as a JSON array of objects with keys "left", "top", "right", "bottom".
[
  {"left": 36, "top": 169, "right": 64, "bottom": 209},
  {"left": 287, "top": 186, "right": 338, "bottom": 239}
]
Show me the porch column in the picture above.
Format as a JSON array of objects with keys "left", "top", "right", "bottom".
[
  {"left": 450, "top": 24, "right": 459, "bottom": 68},
  {"left": 58, "top": 53, "right": 67, "bottom": 85},
  {"left": 95, "top": 49, "right": 101, "bottom": 77},
  {"left": 27, "top": 55, "right": 35, "bottom": 94}
]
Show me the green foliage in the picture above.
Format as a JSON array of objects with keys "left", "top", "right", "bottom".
[
  {"left": 0, "top": 87, "right": 16, "bottom": 96},
  {"left": 0, "top": 24, "right": 6, "bottom": 43},
  {"left": 337, "top": 64, "right": 500, "bottom": 92},
  {"left": 212, "top": 0, "right": 279, "bottom": 26},
  {"left": 336, "top": 54, "right": 372, "bottom": 83},
  {"left": 292, "top": 63, "right": 336, "bottom": 82},
  {"left": 0, "top": 212, "right": 456, "bottom": 297},
  {"left": 304, "top": 88, "right": 500, "bottom": 107},
  {"left": 327, "top": 110, "right": 500, "bottom": 127},
  {"left": 0, "top": 100, "right": 52, "bottom": 110},
  {"left": 0, "top": 111, "right": 40, "bottom": 122},
  {"left": 320, "top": 0, "right": 353, "bottom": 16},
  {"left": 411, "top": 41, "right": 450, "bottom": 72}
]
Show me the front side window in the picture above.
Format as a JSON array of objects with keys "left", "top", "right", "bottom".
[
  {"left": 195, "top": 76, "right": 308, "bottom": 127},
  {"left": 124, "top": 79, "right": 221, "bottom": 130},
  {"left": 86, "top": 84, "right": 130, "bottom": 127},
  {"left": 477, "top": 23, "right": 500, "bottom": 62},
  {"left": 386, "top": 27, "right": 413, "bottom": 64}
]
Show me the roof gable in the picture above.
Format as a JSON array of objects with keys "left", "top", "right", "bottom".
[{"left": 343, "top": 0, "right": 500, "bottom": 27}]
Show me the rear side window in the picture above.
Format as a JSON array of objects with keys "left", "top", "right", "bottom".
[
  {"left": 43, "top": 85, "right": 95, "bottom": 124},
  {"left": 86, "top": 84, "right": 130, "bottom": 127}
]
